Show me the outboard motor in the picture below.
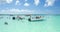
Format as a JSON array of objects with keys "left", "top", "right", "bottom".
[
  {"left": 28, "top": 18, "right": 31, "bottom": 21},
  {"left": 12, "top": 17, "right": 15, "bottom": 20}
]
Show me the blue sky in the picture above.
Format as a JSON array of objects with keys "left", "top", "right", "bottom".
[{"left": 0, "top": 0, "right": 60, "bottom": 14}]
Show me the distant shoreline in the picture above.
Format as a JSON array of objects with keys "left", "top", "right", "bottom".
[{"left": 0, "top": 14, "right": 60, "bottom": 16}]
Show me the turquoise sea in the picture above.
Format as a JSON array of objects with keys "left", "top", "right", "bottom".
[{"left": 0, "top": 14, "right": 60, "bottom": 32}]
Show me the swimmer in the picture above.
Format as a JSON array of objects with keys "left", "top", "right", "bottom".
[{"left": 4, "top": 22, "right": 8, "bottom": 25}]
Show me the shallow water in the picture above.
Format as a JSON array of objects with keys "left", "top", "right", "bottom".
[{"left": 0, "top": 15, "right": 60, "bottom": 32}]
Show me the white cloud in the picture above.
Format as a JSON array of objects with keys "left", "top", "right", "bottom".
[
  {"left": 0, "top": 0, "right": 13, "bottom": 4},
  {"left": 24, "top": 3, "right": 30, "bottom": 7},
  {"left": 0, "top": 8, "right": 59, "bottom": 14},
  {"left": 6, "top": 0, "right": 13, "bottom": 4},
  {"left": 44, "top": 0, "right": 55, "bottom": 7},
  {"left": 15, "top": 0, "right": 21, "bottom": 5},
  {"left": 34, "top": 0, "right": 40, "bottom": 6},
  {"left": 0, "top": 8, "right": 34, "bottom": 14}
]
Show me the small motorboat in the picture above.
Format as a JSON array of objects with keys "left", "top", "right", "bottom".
[
  {"left": 28, "top": 16, "right": 44, "bottom": 21},
  {"left": 12, "top": 15, "right": 25, "bottom": 20}
]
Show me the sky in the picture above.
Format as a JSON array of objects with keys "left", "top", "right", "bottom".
[{"left": 0, "top": 0, "right": 60, "bottom": 14}]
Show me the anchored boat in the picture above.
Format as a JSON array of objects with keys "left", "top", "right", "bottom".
[
  {"left": 12, "top": 15, "right": 25, "bottom": 20},
  {"left": 28, "top": 16, "right": 44, "bottom": 21}
]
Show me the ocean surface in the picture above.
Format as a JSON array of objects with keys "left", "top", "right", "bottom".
[{"left": 0, "top": 14, "right": 60, "bottom": 32}]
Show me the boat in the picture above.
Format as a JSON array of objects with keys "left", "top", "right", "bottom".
[
  {"left": 28, "top": 16, "right": 44, "bottom": 21},
  {"left": 12, "top": 15, "right": 25, "bottom": 20}
]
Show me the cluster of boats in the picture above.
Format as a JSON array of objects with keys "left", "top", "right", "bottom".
[
  {"left": 0, "top": 15, "right": 44, "bottom": 25},
  {"left": 12, "top": 15, "right": 44, "bottom": 21},
  {"left": 0, "top": 14, "right": 44, "bottom": 21}
]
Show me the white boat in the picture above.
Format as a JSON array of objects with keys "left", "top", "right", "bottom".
[
  {"left": 28, "top": 16, "right": 44, "bottom": 21},
  {"left": 12, "top": 15, "right": 25, "bottom": 20}
]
